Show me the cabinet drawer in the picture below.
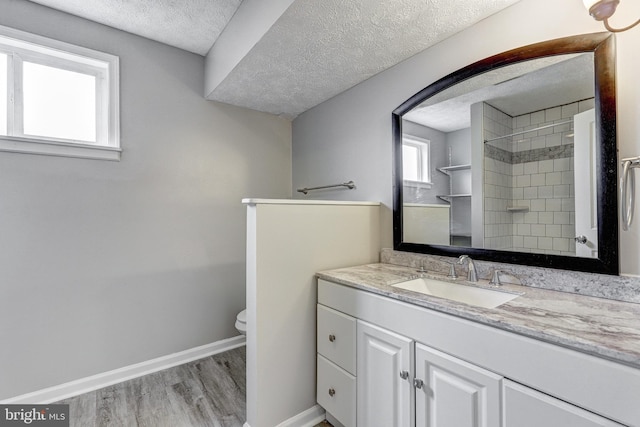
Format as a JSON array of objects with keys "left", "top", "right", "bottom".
[
  {"left": 317, "top": 304, "right": 356, "bottom": 374},
  {"left": 317, "top": 354, "right": 356, "bottom": 427},
  {"left": 504, "top": 380, "right": 625, "bottom": 427}
]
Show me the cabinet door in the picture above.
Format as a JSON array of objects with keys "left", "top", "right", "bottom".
[
  {"left": 415, "top": 343, "right": 501, "bottom": 427},
  {"left": 504, "top": 380, "right": 625, "bottom": 427},
  {"left": 357, "top": 320, "right": 414, "bottom": 427}
]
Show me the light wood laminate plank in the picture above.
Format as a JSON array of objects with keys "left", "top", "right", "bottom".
[{"left": 58, "top": 346, "right": 246, "bottom": 427}]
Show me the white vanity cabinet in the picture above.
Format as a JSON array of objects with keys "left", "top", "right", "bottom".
[
  {"left": 355, "top": 319, "right": 502, "bottom": 427},
  {"left": 415, "top": 343, "right": 501, "bottom": 427},
  {"left": 356, "top": 320, "right": 413, "bottom": 427},
  {"left": 317, "top": 278, "right": 637, "bottom": 427}
]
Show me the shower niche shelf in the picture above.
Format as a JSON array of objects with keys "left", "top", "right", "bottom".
[{"left": 506, "top": 206, "right": 530, "bottom": 213}]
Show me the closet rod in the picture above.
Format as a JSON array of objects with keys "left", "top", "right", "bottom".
[{"left": 484, "top": 119, "right": 573, "bottom": 143}]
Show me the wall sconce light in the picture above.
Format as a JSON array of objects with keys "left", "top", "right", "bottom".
[{"left": 583, "top": 0, "right": 640, "bottom": 32}]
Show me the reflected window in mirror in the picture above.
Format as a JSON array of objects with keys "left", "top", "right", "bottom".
[{"left": 402, "top": 135, "right": 431, "bottom": 187}]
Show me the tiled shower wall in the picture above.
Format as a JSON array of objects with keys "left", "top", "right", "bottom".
[
  {"left": 483, "top": 99, "right": 594, "bottom": 256},
  {"left": 483, "top": 104, "right": 514, "bottom": 250}
]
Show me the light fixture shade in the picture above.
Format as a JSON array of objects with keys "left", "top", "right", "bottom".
[{"left": 585, "top": 0, "right": 620, "bottom": 21}]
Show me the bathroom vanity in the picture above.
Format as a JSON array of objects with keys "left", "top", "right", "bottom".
[
  {"left": 315, "top": 262, "right": 640, "bottom": 427},
  {"left": 310, "top": 31, "right": 637, "bottom": 427}
]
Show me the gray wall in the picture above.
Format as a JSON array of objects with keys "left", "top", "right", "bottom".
[
  {"left": 292, "top": 0, "right": 640, "bottom": 275},
  {"left": 447, "top": 128, "right": 472, "bottom": 169},
  {"left": 0, "top": 0, "right": 292, "bottom": 399},
  {"left": 446, "top": 128, "right": 472, "bottom": 237}
]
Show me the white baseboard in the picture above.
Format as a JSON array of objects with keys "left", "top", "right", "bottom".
[
  {"left": 1, "top": 335, "right": 246, "bottom": 404},
  {"left": 275, "top": 404, "right": 326, "bottom": 427},
  {"left": 325, "top": 413, "right": 346, "bottom": 427},
  {"left": 243, "top": 405, "right": 325, "bottom": 427}
]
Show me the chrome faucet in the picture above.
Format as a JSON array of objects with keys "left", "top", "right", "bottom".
[
  {"left": 457, "top": 255, "right": 478, "bottom": 282},
  {"left": 489, "top": 269, "right": 504, "bottom": 286},
  {"left": 417, "top": 258, "right": 428, "bottom": 274}
]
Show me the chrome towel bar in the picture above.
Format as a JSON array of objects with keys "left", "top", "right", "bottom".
[
  {"left": 621, "top": 156, "right": 640, "bottom": 231},
  {"left": 297, "top": 180, "right": 356, "bottom": 195}
]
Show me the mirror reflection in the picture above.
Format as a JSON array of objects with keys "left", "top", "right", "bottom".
[{"left": 401, "top": 53, "right": 597, "bottom": 258}]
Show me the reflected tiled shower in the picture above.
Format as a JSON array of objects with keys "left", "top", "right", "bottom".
[{"left": 482, "top": 99, "right": 594, "bottom": 255}]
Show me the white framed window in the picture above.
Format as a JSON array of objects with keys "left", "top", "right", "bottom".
[
  {"left": 402, "top": 135, "right": 431, "bottom": 187},
  {"left": 0, "top": 25, "right": 120, "bottom": 161}
]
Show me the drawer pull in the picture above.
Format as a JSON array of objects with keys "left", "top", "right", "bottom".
[
  {"left": 414, "top": 378, "right": 424, "bottom": 389},
  {"left": 328, "top": 388, "right": 336, "bottom": 397},
  {"left": 329, "top": 334, "right": 336, "bottom": 342},
  {"left": 399, "top": 370, "right": 410, "bottom": 380}
]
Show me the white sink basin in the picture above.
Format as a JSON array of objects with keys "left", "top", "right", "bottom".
[{"left": 392, "top": 277, "right": 520, "bottom": 309}]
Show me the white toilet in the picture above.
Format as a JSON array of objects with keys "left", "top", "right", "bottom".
[{"left": 235, "top": 309, "right": 247, "bottom": 335}]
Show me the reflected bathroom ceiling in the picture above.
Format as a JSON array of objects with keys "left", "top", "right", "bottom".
[{"left": 403, "top": 54, "right": 595, "bottom": 132}]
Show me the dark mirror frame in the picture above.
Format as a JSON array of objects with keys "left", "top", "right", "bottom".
[{"left": 392, "top": 33, "right": 618, "bottom": 275}]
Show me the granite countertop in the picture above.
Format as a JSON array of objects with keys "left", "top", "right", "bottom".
[{"left": 317, "top": 263, "right": 640, "bottom": 370}]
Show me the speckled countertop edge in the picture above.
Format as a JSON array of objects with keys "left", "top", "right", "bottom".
[{"left": 317, "top": 263, "right": 640, "bottom": 370}]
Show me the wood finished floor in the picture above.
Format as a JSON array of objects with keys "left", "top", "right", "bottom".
[
  {"left": 57, "top": 346, "right": 332, "bottom": 427},
  {"left": 58, "top": 347, "right": 247, "bottom": 427}
]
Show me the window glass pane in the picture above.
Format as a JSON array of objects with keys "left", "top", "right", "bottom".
[
  {"left": 23, "top": 61, "right": 96, "bottom": 142},
  {"left": 0, "top": 53, "right": 7, "bottom": 136},
  {"left": 403, "top": 144, "right": 420, "bottom": 181},
  {"left": 421, "top": 143, "right": 430, "bottom": 182}
]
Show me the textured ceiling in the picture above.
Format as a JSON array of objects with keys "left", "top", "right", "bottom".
[
  {"left": 209, "top": 0, "right": 521, "bottom": 118},
  {"left": 26, "top": 0, "right": 243, "bottom": 55},
  {"left": 404, "top": 54, "right": 594, "bottom": 132},
  {"left": 25, "top": 0, "right": 521, "bottom": 118}
]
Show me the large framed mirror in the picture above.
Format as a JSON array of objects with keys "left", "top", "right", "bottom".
[{"left": 392, "top": 33, "right": 618, "bottom": 274}]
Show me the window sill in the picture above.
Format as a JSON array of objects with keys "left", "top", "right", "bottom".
[
  {"left": 0, "top": 136, "right": 121, "bottom": 161},
  {"left": 403, "top": 180, "right": 433, "bottom": 189}
]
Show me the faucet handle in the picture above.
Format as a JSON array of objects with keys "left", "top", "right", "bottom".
[
  {"left": 489, "top": 269, "right": 503, "bottom": 286},
  {"left": 448, "top": 263, "right": 458, "bottom": 279}
]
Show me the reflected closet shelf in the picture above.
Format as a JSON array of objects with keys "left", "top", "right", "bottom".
[
  {"left": 437, "top": 164, "right": 471, "bottom": 175},
  {"left": 437, "top": 194, "right": 471, "bottom": 203}
]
